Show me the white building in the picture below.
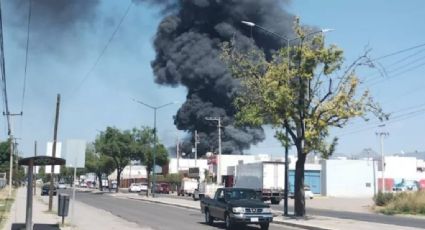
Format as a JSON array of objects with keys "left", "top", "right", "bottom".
[
  {"left": 383, "top": 156, "right": 417, "bottom": 180},
  {"left": 321, "top": 159, "right": 377, "bottom": 197},
  {"left": 108, "top": 165, "right": 147, "bottom": 181}
]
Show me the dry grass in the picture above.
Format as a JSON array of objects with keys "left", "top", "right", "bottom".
[
  {"left": 379, "top": 191, "right": 425, "bottom": 215},
  {"left": 0, "top": 188, "right": 16, "bottom": 229}
]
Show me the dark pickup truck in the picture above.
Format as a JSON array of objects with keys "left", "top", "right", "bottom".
[{"left": 201, "top": 188, "right": 273, "bottom": 230}]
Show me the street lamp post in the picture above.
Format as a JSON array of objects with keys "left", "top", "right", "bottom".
[
  {"left": 241, "top": 20, "right": 334, "bottom": 216},
  {"left": 133, "top": 99, "right": 177, "bottom": 197},
  {"left": 205, "top": 117, "right": 222, "bottom": 184}
]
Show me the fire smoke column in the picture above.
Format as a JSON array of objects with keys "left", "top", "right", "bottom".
[{"left": 139, "top": 0, "right": 295, "bottom": 156}]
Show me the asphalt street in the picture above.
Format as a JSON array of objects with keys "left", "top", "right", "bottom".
[
  {"left": 155, "top": 193, "right": 425, "bottom": 229},
  {"left": 66, "top": 190, "right": 301, "bottom": 230}
]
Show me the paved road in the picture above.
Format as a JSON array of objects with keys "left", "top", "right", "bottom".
[
  {"left": 67, "top": 190, "right": 300, "bottom": 230},
  {"left": 151, "top": 193, "right": 425, "bottom": 229},
  {"left": 270, "top": 204, "right": 425, "bottom": 229}
]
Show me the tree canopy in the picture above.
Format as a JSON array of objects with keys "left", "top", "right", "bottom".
[
  {"left": 95, "top": 127, "right": 132, "bottom": 192},
  {"left": 221, "top": 19, "right": 386, "bottom": 216}
]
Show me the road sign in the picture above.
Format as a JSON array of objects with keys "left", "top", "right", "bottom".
[
  {"left": 45, "top": 142, "right": 62, "bottom": 174},
  {"left": 63, "top": 139, "right": 86, "bottom": 168}
]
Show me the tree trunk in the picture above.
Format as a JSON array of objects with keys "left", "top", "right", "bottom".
[
  {"left": 294, "top": 145, "right": 306, "bottom": 217},
  {"left": 97, "top": 173, "right": 103, "bottom": 191},
  {"left": 116, "top": 168, "right": 121, "bottom": 193}
]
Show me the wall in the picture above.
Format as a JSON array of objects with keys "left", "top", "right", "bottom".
[
  {"left": 322, "top": 159, "right": 377, "bottom": 197},
  {"left": 383, "top": 156, "right": 417, "bottom": 179}
]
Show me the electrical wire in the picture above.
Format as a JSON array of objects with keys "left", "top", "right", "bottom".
[
  {"left": 0, "top": 0, "right": 11, "bottom": 135},
  {"left": 71, "top": 1, "right": 133, "bottom": 97},
  {"left": 21, "top": 0, "right": 32, "bottom": 114},
  {"left": 371, "top": 42, "right": 425, "bottom": 62}
]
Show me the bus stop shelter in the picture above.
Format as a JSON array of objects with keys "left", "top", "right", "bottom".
[{"left": 13, "top": 156, "right": 65, "bottom": 230}]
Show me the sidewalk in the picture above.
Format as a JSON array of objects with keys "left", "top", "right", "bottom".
[
  {"left": 3, "top": 187, "right": 148, "bottom": 230},
  {"left": 108, "top": 192, "right": 424, "bottom": 230}
]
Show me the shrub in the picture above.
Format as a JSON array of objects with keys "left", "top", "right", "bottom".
[
  {"left": 379, "top": 191, "right": 425, "bottom": 215},
  {"left": 373, "top": 191, "right": 394, "bottom": 206}
]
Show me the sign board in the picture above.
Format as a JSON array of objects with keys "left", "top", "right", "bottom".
[
  {"left": 63, "top": 139, "right": 86, "bottom": 168},
  {"left": 45, "top": 142, "right": 62, "bottom": 174},
  {"left": 188, "top": 167, "right": 200, "bottom": 178}
]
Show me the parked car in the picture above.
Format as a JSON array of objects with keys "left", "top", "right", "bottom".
[
  {"left": 129, "top": 183, "right": 146, "bottom": 192},
  {"left": 41, "top": 184, "right": 57, "bottom": 196},
  {"left": 80, "top": 181, "right": 87, "bottom": 188},
  {"left": 57, "top": 182, "right": 67, "bottom": 189},
  {"left": 201, "top": 188, "right": 273, "bottom": 230},
  {"left": 155, "top": 183, "right": 170, "bottom": 194},
  {"left": 393, "top": 180, "right": 419, "bottom": 192},
  {"left": 289, "top": 186, "right": 314, "bottom": 199}
]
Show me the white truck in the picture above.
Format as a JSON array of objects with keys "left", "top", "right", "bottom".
[
  {"left": 178, "top": 178, "right": 198, "bottom": 197},
  {"left": 234, "top": 161, "right": 285, "bottom": 204},
  {"left": 192, "top": 182, "right": 223, "bottom": 201}
]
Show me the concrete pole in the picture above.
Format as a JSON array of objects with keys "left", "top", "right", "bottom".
[
  {"left": 49, "top": 94, "right": 61, "bottom": 211},
  {"left": 380, "top": 134, "right": 385, "bottom": 192},
  {"left": 194, "top": 130, "right": 198, "bottom": 167},
  {"left": 25, "top": 160, "right": 34, "bottom": 230},
  {"left": 376, "top": 131, "right": 388, "bottom": 192},
  {"left": 217, "top": 118, "right": 222, "bottom": 185},
  {"left": 152, "top": 108, "right": 157, "bottom": 198},
  {"left": 8, "top": 135, "right": 13, "bottom": 196}
]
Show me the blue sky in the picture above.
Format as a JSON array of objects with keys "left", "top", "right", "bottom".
[{"left": 2, "top": 0, "right": 425, "bottom": 158}]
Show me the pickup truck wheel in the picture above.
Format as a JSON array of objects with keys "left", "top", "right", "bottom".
[
  {"left": 204, "top": 209, "right": 213, "bottom": 225},
  {"left": 225, "top": 213, "right": 234, "bottom": 230},
  {"left": 260, "top": 223, "right": 269, "bottom": 230}
]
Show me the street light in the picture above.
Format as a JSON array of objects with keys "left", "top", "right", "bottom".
[
  {"left": 133, "top": 99, "right": 178, "bottom": 197},
  {"left": 205, "top": 117, "right": 222, "bottom": 184},
  {"left": 241, "top": 20, "right": 334, "bottom": 216}
]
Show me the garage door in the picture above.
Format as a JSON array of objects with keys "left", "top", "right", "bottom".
[{"left": 288, "top": 170, "right": 321, "bottom": 194}]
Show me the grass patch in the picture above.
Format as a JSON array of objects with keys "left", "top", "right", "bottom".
[
  {"left": 374, "top": 191, "right": 425, "bottom": 215},
  {"left": 0, "top": 188, "right": 16, "bottom": 229}
]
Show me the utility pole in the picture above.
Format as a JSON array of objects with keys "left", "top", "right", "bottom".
[
  {"left": 49, "top": 94, "right": 61, "bottom": 211},
  {"left": 194, "top": 130, "right": 200, "bottom": 167},
  {"left": 376, "top": 129, "right": 389, "bottom": 193},
  {"left": 176, "top": 136, "right": 180, "bottom": 172},
  {"left": 284, "top": 129, "right": 289, "bottom": 216},
  {"left": 4, "top": 112, "right": 22, "bottom": 197},
  {"left": 205, "top": 117, "right": 222, "bottom": 184},
  {"left": 33, "top": 141, "right": 37, "bottom": 196}
]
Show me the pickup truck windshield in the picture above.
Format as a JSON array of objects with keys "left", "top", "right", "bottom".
[{"left": 224, "top": 189, "right": 259, "bottom": 200}]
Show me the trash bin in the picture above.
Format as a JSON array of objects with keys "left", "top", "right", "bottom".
[{"left": 58, "top": 193, "right": 70, "bottom": 223}]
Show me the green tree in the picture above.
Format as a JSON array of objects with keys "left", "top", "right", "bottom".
[
  {"left": 0, "top": 140, "right": 10, "bottom": 175},
  {"left": 85, "top": 143, "right": 114, "bottom": 191},
  {"left": 95, "top": 127, "right": 132, "bottom": 192},
  {"left": 222, "top": 19, "right": 386, "bottom": 216},
  {"left": 131, "top": 127, "right": 169, "bottom": 192}
]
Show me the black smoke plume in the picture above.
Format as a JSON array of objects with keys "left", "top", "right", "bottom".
[
  {"left": 7, "top": 0, "right": 100, "bottom": 53},
  {"left": 144, "top": 0, "right": 295, "bottom": 156}
]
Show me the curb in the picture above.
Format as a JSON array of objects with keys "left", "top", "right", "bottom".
[
  {"left": 127, "top": 197, "right": 200, "bottom": 211},
  {"left": 272, "top": 220, "right": 333, "bottom": 230},
  {"left": 121, "top": 195, "right": 334, "bottom": 230}
]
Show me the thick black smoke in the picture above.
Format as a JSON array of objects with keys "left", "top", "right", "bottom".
[
  {"left": 7, "top": 0, "right": 100, "bottom": 53},
  {"left": 145, "top": 0, "right": 295, "bottom": 156}
]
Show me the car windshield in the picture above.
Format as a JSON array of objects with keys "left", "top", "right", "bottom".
[{"left": 225, "top": 189, "right": 259, "bottom": 201}]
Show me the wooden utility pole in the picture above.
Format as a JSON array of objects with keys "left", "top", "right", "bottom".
[{"left": 48, "top": 94, "right": 61, "bottom": 211}]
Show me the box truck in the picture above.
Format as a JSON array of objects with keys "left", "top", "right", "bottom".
[
  {"left": 234, "top": 161, "right": 285, "bottom": 204},
  {"left": 178, "top": 178, "right": 198, "bottom": 197}
]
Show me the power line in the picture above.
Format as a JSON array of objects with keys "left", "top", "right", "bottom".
[
  {"left": 371, "top": 42, "right": 425, "bottom": 61},
  {"left": 71, "top": 1, "right": 133, "bottom": 96},
  {"left": 337, "top": 106, "right": 425, "bottom": 137},
  {"left": 364, "top": 48, "right": 425, "bottom": 84},
  {"left": 0, "top": 0, "right": 11, "bottom": 135},
  {"left": 21, "top": 0, "right": 32, "bottom": 114}
]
